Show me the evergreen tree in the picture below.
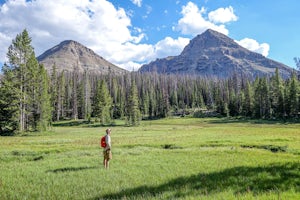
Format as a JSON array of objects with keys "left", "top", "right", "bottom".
[
  {"left": 26, "top": 52, "right": 42, "bottom": 130},
  {"left": 228, "top": 88, "right": 238, "bottom": 116},
  {"left": 83, "top": 71, "right": 92, "bottom": 119},
  {"left": 57, "top": 71, "right": 66, "bottom": 120},
  {"left": 159, "top": 87, "right": 170, "bottom": 117},
  {"left": 36, "top": 65, "right": 52, "bottom": 131},
  {"left": 71, "top": 67, "right": 79, "bottom": 120},
  {"left": 93, "top": 79, "right": 112, "bottom": 125},
  {"left": 6, "top": 29, "right": 34, "bottom": 132},
  {"left": 288, "top": 71, "right": 299, "bottom": 117},
  {"left": 242, "top": 80, "right": 254, "bottom": 117},
  {"left": 254, "top": 77, "right": 271, "bottom": 118},
  {"left": 270, "top": 68, "right": 285, "bottom": 118},
  {"left": 4, "top": 29, "right": 52, "bottom": 132},
  {"left": 50, "top": 64, "right": 58, "bottom": 121},
  {"left": 0, "top": 64, "right": 19, "bottom": 135},
  {"left": 65, "top": 73, "right": 73, "bottom": 119},
  {"left": 216, "top": 86, "right": 229, "bottom": 117},
  {"left": 126, "top": 79, "right": 141, "bottom": 126}
]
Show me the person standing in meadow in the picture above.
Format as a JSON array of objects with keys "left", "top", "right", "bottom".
[{"left": 102, "top": 128, "right": 112, "bottom": 169}]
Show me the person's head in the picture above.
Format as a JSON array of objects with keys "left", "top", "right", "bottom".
[{"left": 106, "top": 128, "right": 111, "bottom": 135}]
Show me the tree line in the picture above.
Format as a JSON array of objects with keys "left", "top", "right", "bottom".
[{"left": 1, "top": 30, "right": 300, "bottom": 135}]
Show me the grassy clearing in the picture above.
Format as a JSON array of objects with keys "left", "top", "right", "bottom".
[{"left": 0, "top": 117, "right": 299, "bottom": 199}]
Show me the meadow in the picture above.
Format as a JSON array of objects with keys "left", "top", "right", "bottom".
[{"left": 0, "top": 117, "right": 299, "bottom": 200}]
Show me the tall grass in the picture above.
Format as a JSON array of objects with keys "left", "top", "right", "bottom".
[{"left": 0, "top": 117, "right": 299, "bottom": 199}]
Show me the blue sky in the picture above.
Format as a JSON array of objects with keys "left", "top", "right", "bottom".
[{"left": 0, "top": 0, "right": 299, "bottom": 70}]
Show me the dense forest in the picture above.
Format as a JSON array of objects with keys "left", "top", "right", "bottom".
[{"left": 1, "top": 30, "right": 300, "bottom": 135}]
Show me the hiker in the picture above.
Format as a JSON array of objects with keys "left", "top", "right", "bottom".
[{"left": 102, "top": 128, "right": 112, "bottom": 169}]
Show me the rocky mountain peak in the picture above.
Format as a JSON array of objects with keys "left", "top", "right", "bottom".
[
  {"left": 181, "top": 29, "right": 239, "bottom": 57},
  {"left": 37, "top": 40, "right": 126, "bottom": 74},
  {"left": 139, "top": 29, "right": 293, "bottom": 79}
]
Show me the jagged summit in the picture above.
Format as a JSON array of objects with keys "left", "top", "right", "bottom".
[
  {"left": 37, "top": 40, "right": 126, "bottom": 74},
  {"left": 182, "top": 29, "right": 239, "bottom": 56},
  {"left": 139, "top": 29, "right": 293, "bottom": 78}
]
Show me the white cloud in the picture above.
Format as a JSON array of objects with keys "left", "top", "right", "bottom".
[
  {"left": 0, "top": 0, "right": 151, "bottom": 70},
  {"left": 0, "top": 32, "right": 11, "bottom": 63},
  {"left": 236, "top": 38, "right": 270, "bottom": 57},
  {"left": 0, "top": 0, "right": 270, "bottom": 70},
  {"left": 131, "top": 0, "right": 142, "bottom": 7},
  {"left": 110, "top": 37, "right": 190, "bottom": 69},
  {"left": 154, "top": 37, "right": 190, "bottom": 59},
  {"left": 118, "top": 61, "right": 143, "bottom": 71},
  {"left": 174, "top": 2, "right": 232, "bottom": 36},
  {"left": 174, "top": 2, "right": 270, "bottom": 57},
  {"left": 115, "top": 37, "right": 190, "bottom": 71},
  {"left": 0, "top": 0, "right": 193, "bottom": 70},
  {"left": 208, "top": 6, "right": 238, "bottom": 24}
]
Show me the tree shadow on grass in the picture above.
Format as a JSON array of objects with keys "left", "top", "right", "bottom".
[
  {"left": 47, "top": 166, "right": 97, "bottom": 173},
  {"left": 52, "top": 120, "right": 92, "bottom": 127},
  {"left": 52, "top": 120, "right": 123, "bottom": 128},
  {"left": 94, "top": 162, "right": 299, "bottom": 199},
  {"left": 208, "top": 117, "right": 300, "bottom": 125}
]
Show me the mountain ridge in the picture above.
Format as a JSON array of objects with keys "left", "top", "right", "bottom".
[
  {"left": 139, "top": 29, "right": 293, "bottom": 79},
  {"left": 37, "top": 40, "right": 126, "bottom": 74}
]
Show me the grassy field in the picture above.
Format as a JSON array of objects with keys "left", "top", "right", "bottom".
[{"left": 0, "top": 117, "right": 299, "bottom": 199}]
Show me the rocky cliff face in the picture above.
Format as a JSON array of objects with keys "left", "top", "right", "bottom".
[
  {"left": 139, "top": 29, "right": 293, "bottom": 79},
  {"left": 37, "top": 40, "right": 126, "bottom": 75}
]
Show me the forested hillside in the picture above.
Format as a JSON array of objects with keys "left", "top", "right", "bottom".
[
  {"left": 1, "top": 30, "right": 300, "bottom": 135},
  {"left": 47, "top": 69, "right": 300, "bottom": 121}
]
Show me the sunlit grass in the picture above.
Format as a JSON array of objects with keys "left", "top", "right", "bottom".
[{"left": 0, "top": 117, "right": 299, "bottom": 199}]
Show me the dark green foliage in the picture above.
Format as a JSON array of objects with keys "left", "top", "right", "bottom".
[
  {"left": 125, "top": 78, "right": 141, "bottom": 126},
  {"left": 93, "top": 79, "right": 112, "bottom": 125},
  {"left": 1, "top": 29, "right": 51, "bottom": 134},
  {"left": 36, "top": 65, "right": 52, "bottom": 131},
  {"left": 287, "top": 71, "right": 299, "bottom": 117},
  {"left": 1, "top": 30, "right": 300, "bottom": 132},
  {"left": 0, "top": 65, "right": 19, "bottom": 135}
]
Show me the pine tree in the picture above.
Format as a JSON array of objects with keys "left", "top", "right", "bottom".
[
  {"left": 50, "top": 64, "right": 58, "bottom": 121},
  {"left": 36, "top": 65, "right": 52, "bottom": 131},
  {"left": 93, "top": 79, "right": 112, "bottom": 125},
  {"left": 3, "top": 30, "right": 51, "bottom": 132},
  {"left": 242, "top": 80, "right": 254, "bottom": 117},
  {"left": 288, "top": 71, "right": 299, "bottom": 117},
  {"left": 26, "top": 52, "right": 41, "bottom": 130},
  {"left": 57, "top": 71, "right": 66, "bottom": 120},
  {"left": 270, "top": 68, "right": 285, "bottom": 118},
  {"left": 0, "top": 64, "right": 19, "bottom": 135},
  {"left": 126, "top": 78, "right": 141, "bottom": 126},
  {"left": 254, "top": 77, "right": 271, "bottom": 118},
  {"left": 71, "top": 67, "right": 79, "bottom": 120},
  {"left": 83, "top": 70, "right": 92, "bottom": 120},
  {"left": 6, "top": 29, "right": 34, "bottom": 132}
]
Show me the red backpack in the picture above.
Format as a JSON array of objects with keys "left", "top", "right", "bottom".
[{"left": 100, "top": 136, "right": 107, "bottom": 148}]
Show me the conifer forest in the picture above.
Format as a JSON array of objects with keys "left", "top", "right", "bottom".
[{"left": 1, "top": 30, "right": 300, "bottom": 135}]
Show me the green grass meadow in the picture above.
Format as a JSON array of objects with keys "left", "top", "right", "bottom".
[{"left": 0, "top": 117, "right": 299, "bottom": 199}]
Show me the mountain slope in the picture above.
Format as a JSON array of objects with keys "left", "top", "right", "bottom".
[
  {"left": 139, "top": 29, "right": 293, "bottom": 78},
  {"left": 37, "top": 40, "right": 126, "bottom": 74}
]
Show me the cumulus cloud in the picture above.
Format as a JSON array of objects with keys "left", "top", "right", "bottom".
[
  {"left": 0, "top": 32, "right": 11, "bottom": 63},
  {"left": 174, "top": 2, "right": 270, "bottom": 57},
  {"left": 0, "top": 0, "right": 270, "bottom": 70},
  {"left": 208, "top": 6, "right": 238, "bottom": 24},
  {"left": 174, "top": 2, "right": 233, "bottom": 36},
  {"left": 154, "top": 37, "right": 190, "bottom": 59},
  {"left": 0, "top": 0, "right": 150, "bottom": 69},
  {"left": 236, "top": 38, "right": 270, "bottom": 57},
  {"left": 112, "top": 37, "right": 190, "bottom": 70}
]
